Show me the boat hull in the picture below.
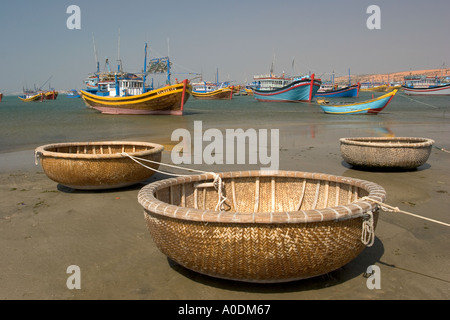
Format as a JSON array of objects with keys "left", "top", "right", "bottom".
[
  {"left": 402, "top": 83, "right": 450, "bottom": 96},
  {"left": 18, "top": 93, "right": 44, "bottom": 102},
  {"left": 80, "top": 80, "right": 191, "bottom": 115},
  {"left": 318, "top": 90, "right": 397, "bottom": 115},
  {"left": 44, "top": 91, "right": 58, "bottom": 100},
  {"left": 316, "top": 84, "right": 360, "bottom": 98},
  {"left": 192, "top": 87, "right": 233, "bottom": 100},
  {"left": 253, "top": 77, "right": 321, "bottom": 102}
]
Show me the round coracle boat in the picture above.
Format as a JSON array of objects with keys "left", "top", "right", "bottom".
[
  {"left": 35, "top": 141, "right": 164, "bottom": 190},
  {"left": 138, "top": 170, "right": 386, "bottom": 283},
  {"left": 340, "top": 137, "right": 434, "bottom": 169}
]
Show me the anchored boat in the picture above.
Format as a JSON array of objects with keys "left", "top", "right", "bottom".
[
  {"left": 402, "top": 83, "right": 450, "bottom": 96},
  {"left": 317, "top": 89, "right": 397, "bottom": 115},
  {"left": 80, "top": 43, "right": 192, "bottom": 115},
  {"left": 316, "top": 83, "right": 360, "bottom": 98},
  {"left": 191, "top": 81, "right": 233, "bottom": 100},
  {"left": 253, "top": 74, "right": 321, "bottom": 102}
]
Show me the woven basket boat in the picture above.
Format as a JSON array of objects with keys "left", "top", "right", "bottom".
[
  {"left": 340, "top": 137, "right": 434, "bottom": 169},
  {"left": 138, "top": 170, "right": 386, "bottom": 283},
  {"left": 35, "top": 141, "right": 164, "bottom": 190}
]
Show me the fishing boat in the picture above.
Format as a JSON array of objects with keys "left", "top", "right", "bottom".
[
  {"left": 317, "top": 89, "right": 397, "bottom": 115},
  {"left": 0, "top": 92, "right": 3, "bottom": 102},
  {"left": 316, "top": 83, "right": 360, "bottom": 98},
  {"left": 253, "top": 74, "right": 321, "bottom": 102},
  {"left": 66, "top": 89, "right": 81, "bottom": 98},
  {"left": 18, "top": 91, "right": 44, "bottom": 102},
  {"left": 402, "top": 83, "right": 450, "bottom": 96},
  {"left": 80, "top": 43, "right": 192, "bottom": 115},
  {"left": 43, "top": 90, "right": 58, "bottom": 100},
  {"left": 80, "top": 80, "right": 191, "bottom": 115},
  {"left": 191, "top": 81, "right": 233, "bottom": 100}
]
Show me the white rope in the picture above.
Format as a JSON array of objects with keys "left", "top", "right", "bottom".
[
  {"left": 122, "top": 152, "right": 229, "bottom": 211},
  {"left": 398, "top": 93, "right": 441, "bottom": 109},
  {"left": 362, "top": 196, "right": 450, "bottom": 228},
  {"left": 361, "top": 211, "right": 375, "bottom": 247}
]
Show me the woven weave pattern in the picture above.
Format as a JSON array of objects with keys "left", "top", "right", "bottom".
[
  {"left": 139, "top": 170, "right": 386, "bottom": 282},
  {"left": 36, "top": 141, "right": 163, "bottom": 190},
  {"left": 340, "top": 137, "right": 434, "bottom": 169}
]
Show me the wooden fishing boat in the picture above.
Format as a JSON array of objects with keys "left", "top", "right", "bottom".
[
  {"left": 253, "top": 74, "right": 321, "bottom": 102},
  {"left": 191, "top": 86, "right": 233, "bottom": 100},
  {"left": 316, "top": 83, "right": 360, "bottom": 98},
  {"left": 43, "top": 90, "right": 58, "bottom": 100},
  {"left": 81, "top": 43, "right": 192, "bottom": 115},
  {"left": 80, "top": 80, "right": 191, "bottom": 115},
  {"left": 402, "top": 83, "right": 450, "bottom": 96},
  {"left": 0, "top": 92, "right": 3, "bottom": 102},
  {"left": 340, "top": 137, "right": 434, "bottom": 169},
  {"left": 138, "top": 170, "right": 386, "bottom": 283},
  {"left": 35, "top": 141, "right": 164, "bottom": 190},
  {"left": 18, "top": 92, "right": 44, "bottom": 102},
  {"left": 317, "top": 89, "right": 397, "bottom": 115}
]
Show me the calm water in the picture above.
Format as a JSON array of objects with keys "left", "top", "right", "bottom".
[{"left": 0, "top": 91, "right": 449, "bottom": 154}]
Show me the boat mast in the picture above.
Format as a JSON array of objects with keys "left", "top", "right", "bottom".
[
  {"left": 92, "top": 33, "right": 99, "bottom": 73},
  {"left": 143, "top": 43, "right": 148, "bottom": 91},
  {"left": 348, "top": 68, "right": 351, "bottom": 86},
  {"left": 117, "top": 28, "right": 122, "bottom": 72}
]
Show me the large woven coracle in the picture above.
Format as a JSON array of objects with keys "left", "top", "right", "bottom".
[
  {"left": 138, "top": 170, "right": 386, "bottom": 283},
  {"left": 35, "top": 141, "right": 163, "bottom": 190},
  {"left": 340, "top": 137, "right": 434, "bottom": 169}
]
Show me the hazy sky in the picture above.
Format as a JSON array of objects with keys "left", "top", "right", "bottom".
[{"left": 1, "top": 0, "right": 449, "bottom": 94}]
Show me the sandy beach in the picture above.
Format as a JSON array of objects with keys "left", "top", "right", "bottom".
[{"left": 1, "top": 98, "right": 449, "bottom": 300}]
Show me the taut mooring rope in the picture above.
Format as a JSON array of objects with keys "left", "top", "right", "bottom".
[
  {"left": 121, "top": 152, "right": 228, "bottom": 211},
  {"left": 434, "top": 145, "right": 450, "bottom": 154},
  {"left": 362, "top": 196, "right": 450, "bottom": 228}
]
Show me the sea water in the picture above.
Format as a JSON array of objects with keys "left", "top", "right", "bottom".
[{"left": 0, "top": 91, "right": 449, "bottom": 156}]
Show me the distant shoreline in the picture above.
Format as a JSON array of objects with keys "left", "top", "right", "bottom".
[
  {"left": 335, "top": 68, "right": 449, "bottom": 84},
  {"left": 3, "top": 68, "right": 449, "bottom": 95}
]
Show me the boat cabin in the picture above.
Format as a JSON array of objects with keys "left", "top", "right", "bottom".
[{"left": 253, "top": 75, "right": 293, "bottom": 91}]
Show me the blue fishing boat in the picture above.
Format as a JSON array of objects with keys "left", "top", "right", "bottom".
[
  {"left": 253, "top": 74, "right": 321, "bottom": 102},
  {"left": 66, "top": 89, "right": 81, "bottom": 98},
  {"left": 316, "top": 83, "right": 360, "bottom": 98},
  {"left": 317, "top": 89, "right": 397, "bottom": 115}
]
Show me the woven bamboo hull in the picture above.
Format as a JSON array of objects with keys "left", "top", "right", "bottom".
[
  {"left": 138, "top": 170, "right": 386, "bottom": 283},
  {"left": 35, "top": 141, "right": 164, "bottom": 190},
  {"left": 340, "top": 137, "right": 434, "bottom": 169}
]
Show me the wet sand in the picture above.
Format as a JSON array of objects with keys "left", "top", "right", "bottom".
[{"left": 1, "top": 124, "right": 449, "bottom": 300}]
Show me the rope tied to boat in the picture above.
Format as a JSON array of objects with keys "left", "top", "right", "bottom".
[
  {"left": 361, "top": 210, "right": 375, "bottom": 247},
  {"left": 121, "top": 152, "right": 229, "bottom": 211},
  {"left": 34, "top": 151, "right": 40, "bottom": 166},
  {"left": 361, "top": 196, "right": 450, "bottom": 228}
]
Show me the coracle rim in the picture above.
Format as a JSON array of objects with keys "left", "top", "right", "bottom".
[{"left": 138, "top": 170, "right": 386, "bottom": 224}]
